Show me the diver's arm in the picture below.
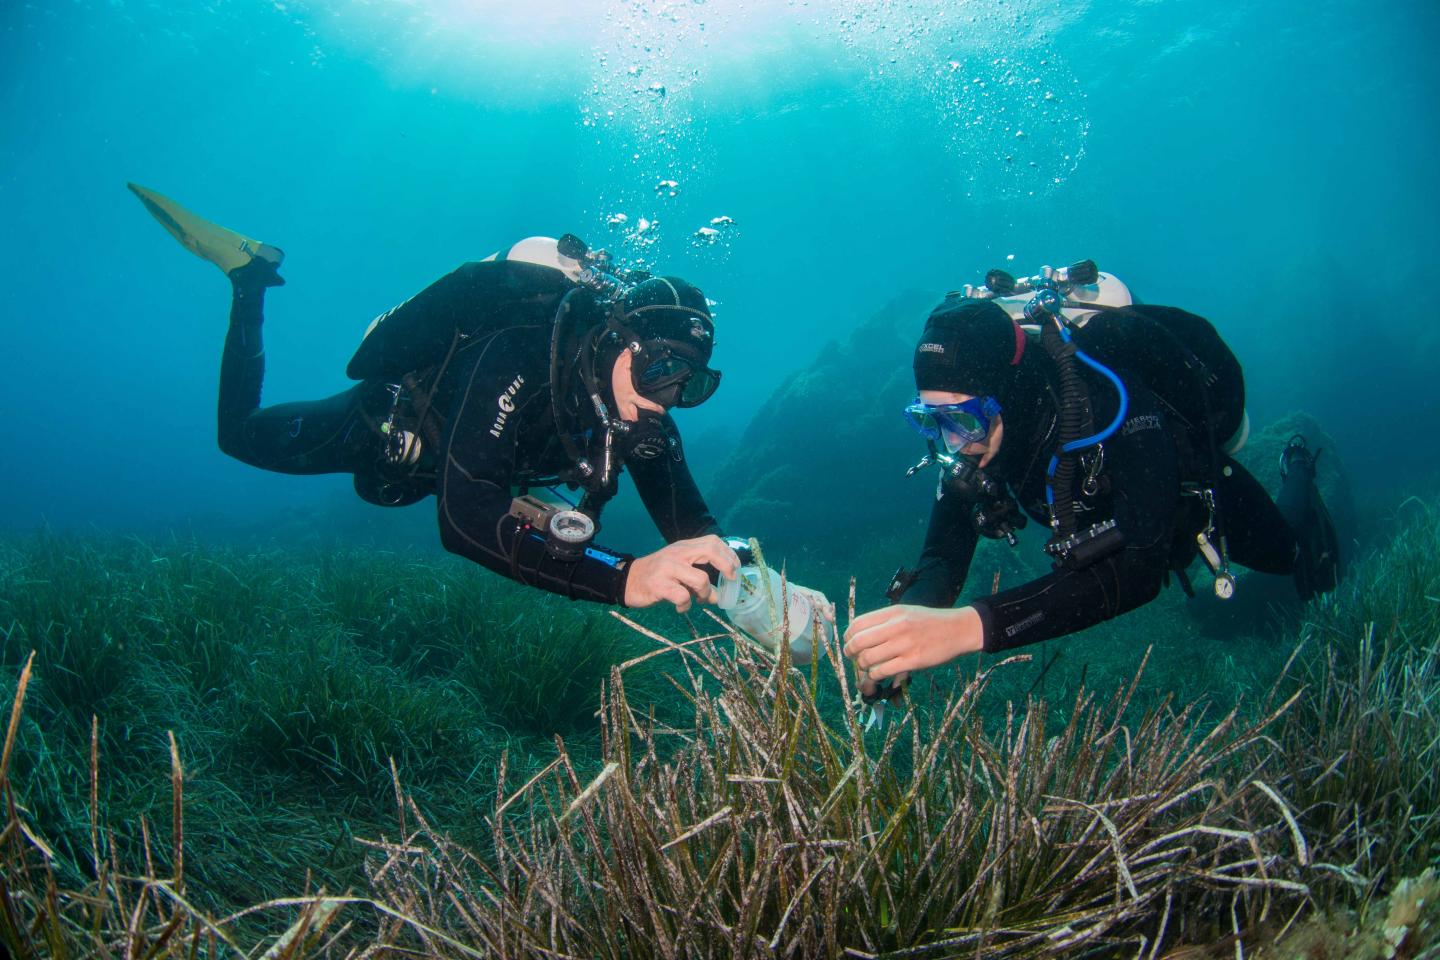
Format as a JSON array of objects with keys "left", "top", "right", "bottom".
[
  {"left": 624, "top": 413, "right": 723, "bottom": 542},
  {"left": 846, "top": 484, "right": 982, "bottom": 693},
  {"left": 971, "top": 408, "right": 1178, "bottom": 653},
  {"left": 436, "top": 330, "right": 633, "bottom": 604},
  {"left": 898, "top": 484, "right": 982, "bottom": 607}
]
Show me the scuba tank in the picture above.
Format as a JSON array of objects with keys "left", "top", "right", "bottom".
[
  {"left": 341, "top": 245, "right": 577, "bottom": 509},
  {"left": 347, "top": 235, "right": 616, "bottom": 384},
  {"left": 980, "top": 268, "right": 1247, "bottom": 454},
  {"left": 988, "top": 269, "right": 1135, "bottom": 327}
]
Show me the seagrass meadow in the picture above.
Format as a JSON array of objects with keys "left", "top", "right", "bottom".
[
  {"left": 7, "top": 1, "right": 1440, "bottom": 957},
  {"left": 2, "top": 495, "right": 1438, "bottom": 958}
]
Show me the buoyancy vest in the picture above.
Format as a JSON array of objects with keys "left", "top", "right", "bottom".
[
  {"left": 1068, "top": 304, "right": 1246, "bottom": 455},
  {"left": 339, "top": 241, "right": 585, "bottom": 507},
  {"left": 346, "top": 258, "right": 575, "bottom": 383}
]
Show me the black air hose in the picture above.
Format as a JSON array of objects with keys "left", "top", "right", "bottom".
[{"left": 1041, "top": 317, "right": 1092, "bottom": 537}]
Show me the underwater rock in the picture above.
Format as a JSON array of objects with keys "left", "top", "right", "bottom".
[
  {"left": 1232, "top": 410, "right": 1356, "bottom": 549},
  {"left": 1252, "top": 867, "right": 1439, "bottom": 959},
  {"left": 709, "top": 292, "right": 966, "bottom": 598}
]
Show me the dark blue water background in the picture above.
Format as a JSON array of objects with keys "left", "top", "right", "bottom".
[{"left": 3, "top": 0, "right": 1437, "bottom": 547}]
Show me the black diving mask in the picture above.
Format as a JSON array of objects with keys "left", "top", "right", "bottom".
[{"left": 633, "top": 339, "right": 722, "bottom": 408}]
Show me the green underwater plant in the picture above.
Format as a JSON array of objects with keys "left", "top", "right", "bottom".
[
  {"left": 0, "top": 534, "right": 666, "bottom": 914},
  {"left": 0, "top": 495, "right": 1436, "bottom": 956}
]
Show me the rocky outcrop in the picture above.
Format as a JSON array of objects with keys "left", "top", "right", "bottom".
[{"left": 705, "top": 292, "right": 939, "bottom": 592}]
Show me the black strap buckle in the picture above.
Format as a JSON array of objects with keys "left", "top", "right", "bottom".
[
  {"left": 885, "top": 567, "right": 918, "bottom": 605},
  {"left": 862, "top": 676, "right": 908, "bottom": 706}
]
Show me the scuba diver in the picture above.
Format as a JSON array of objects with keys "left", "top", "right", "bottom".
[
  {"left": 128, "top": 183, "right": 744, "bottom": 612},
  {"left": 844, "top": 261, "right": 1341, "bottom": 700}
]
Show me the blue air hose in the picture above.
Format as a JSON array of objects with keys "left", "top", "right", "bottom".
[
  {"left": 1044, "top": 324, "right": 1130, "bottom": 506},
  {"left": 1061, "top": 327, "right": 1129, "bottom": 452}
]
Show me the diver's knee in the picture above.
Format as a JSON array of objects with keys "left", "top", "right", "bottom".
[
  {"left": 1133, "top": 569, "right": 1165, "bottom": 609},
  {"left": 217, "top": 427, "right": 243, "bottom": 461},
  {"left": 217, "top": 425, "right": 262, "bottom": 468}
]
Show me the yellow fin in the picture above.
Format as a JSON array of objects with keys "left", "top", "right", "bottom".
[{"left": 127, "top": 182, "right": 283, "bottom": 275}]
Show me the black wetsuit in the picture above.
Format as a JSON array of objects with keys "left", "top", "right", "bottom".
[
  {"left": 218, "top": 261, "right": 720, "bottom": 605},
  {"left": 898, "top": 355, "right": 1308, "bottom": 653}
]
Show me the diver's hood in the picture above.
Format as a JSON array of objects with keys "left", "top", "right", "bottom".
[{"left": 986, "top": 340, "right": 1063, "bottom": 480}]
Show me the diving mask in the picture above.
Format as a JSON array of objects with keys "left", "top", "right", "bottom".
[
  {"left": 903, "top": 396, "right": 1001, "bottom": 452},
  {"left": 633, "top": 340, "right": 722, "bottom": 408}
]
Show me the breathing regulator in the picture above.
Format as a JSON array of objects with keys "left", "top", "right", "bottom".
[
  {"left": 908, "top": 259, "right": 1232, "bottom": 594},
  {"left": 496, "top": 232, "right": 642, "bottom": 574},
  {"left": 904, "top": 261, "right": 1126, "bottom": 557},
  {"left": 556, "top": 233, "right": 628, "bottom": 299},
  {"left": 545, "top": 233, "right": 649, "bottom": 500},
  {"left": 905, "top": 447, "right": 1029, "bottom": 547},
  {"left": 903, "top": 259, "right": 1130, "bottom": 558}
]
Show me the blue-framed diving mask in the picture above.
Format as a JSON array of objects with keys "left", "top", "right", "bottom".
[{"left": 902, "top": 396, "right": 1002, "bottom": 452}]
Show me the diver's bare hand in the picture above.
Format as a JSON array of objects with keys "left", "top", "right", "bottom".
[
  {"left": 623, "top": 536, "right": 741, "bottom": 613},
  {"left": 844, "top": 604, "right": 983, "bottom": 685}
]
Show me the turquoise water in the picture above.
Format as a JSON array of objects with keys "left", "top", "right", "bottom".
[{"left": 2, "top": 0, "right": 1437, "bottom": 539}]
